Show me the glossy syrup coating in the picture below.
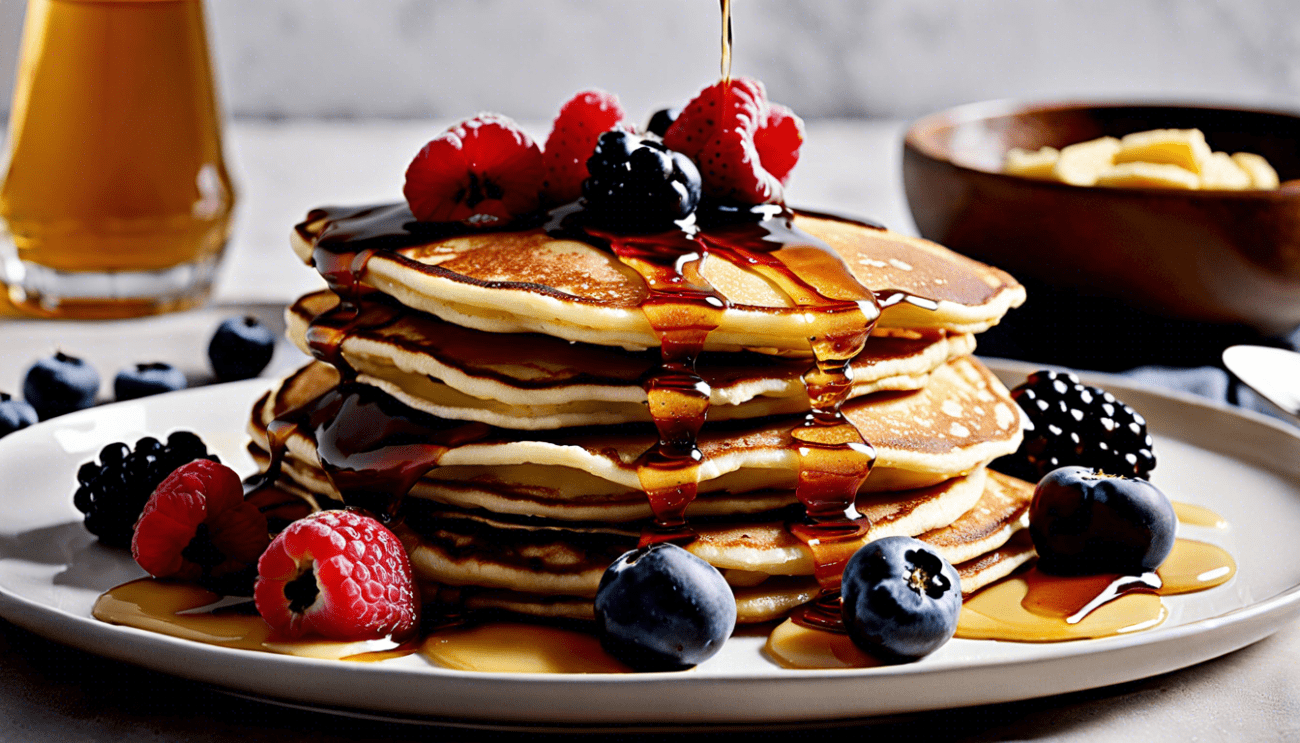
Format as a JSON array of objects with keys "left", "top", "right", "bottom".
[
  {"left": 840, "top": 536, "right": 962, "bottom": 662},
  {"left": 1029, "top": 466, "right": 1177, "bottom": 576}
]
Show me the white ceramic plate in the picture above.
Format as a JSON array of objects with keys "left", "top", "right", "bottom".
[{"left": 1, "top": 362, "right": 1299, "bottom": 730}]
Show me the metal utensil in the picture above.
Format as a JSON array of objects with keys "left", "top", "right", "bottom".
[{"left": 1223, "top": 345, "right": 1300, "bottom": 420}]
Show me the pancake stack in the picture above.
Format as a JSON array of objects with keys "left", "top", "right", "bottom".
[{"left": 248, "top": 202, "right": 1034, "bottom": 623}]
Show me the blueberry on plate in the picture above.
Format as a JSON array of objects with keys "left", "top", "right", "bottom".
[
  {"left": 114, "top": 362, "right": 187, "bottom": 401},
  {"left": 645, "top": 107, "right": 680, "bottom": 138},
  {"left": 22, "top": 352, "right": 99, "bottom": 420},
  {"left": 841, "top": 536, "right": 962, "bottom": 663},
  {"left": 1029, "top": 466, "right": 1176, "bottom": 576},
  {"left": 594, "top": 542, "right": 736, "bottom": 671},
  {"left": 583, "top": 130, "right": 702, "bottom": 233},
  {"left": 208, "top": 316, "right": 276, "bottom": 381},
  {"left": 0, "top": 393, "right": 38, "bottom": 438}
]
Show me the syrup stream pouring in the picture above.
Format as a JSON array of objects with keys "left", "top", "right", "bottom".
[{"left": 1222, "top": 345, "right": 1300, "bottom": 423}]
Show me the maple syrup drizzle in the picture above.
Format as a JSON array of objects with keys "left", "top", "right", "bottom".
[{"left": 720, "top": 0, "right": 733, "bottom": 83}]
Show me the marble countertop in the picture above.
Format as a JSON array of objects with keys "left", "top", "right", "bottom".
[{"left": 0, "top": 120, "right": 1297, "bottom": 741}]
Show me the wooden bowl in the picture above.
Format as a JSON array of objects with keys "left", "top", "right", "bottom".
[{"left": 903, "top": 101, "right": 1300, "bottom": 336}]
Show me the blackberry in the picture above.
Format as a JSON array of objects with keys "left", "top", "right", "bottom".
[
  {"left": 72, "top": 431, "right": 219, "bottom": 547},
  {"left": 645, "top": 107, "right": 680, "bottom": 138},
  {"left": 992, "top": 370, "right": 1156, "bottom": 482},
  {"left": 583, "top": 130, "right": 702, "bottom": 232}
]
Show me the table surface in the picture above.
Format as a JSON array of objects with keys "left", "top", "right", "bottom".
[{"left": 1, "top": 120, "right": 1298, "bottom": 741}]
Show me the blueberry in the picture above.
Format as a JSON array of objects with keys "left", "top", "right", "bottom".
[
  {"left": 583, "top": 130, "right": 702, "bottom": 233},
  {"left": 841, "top": 536, "right": 962, "bottom": 663},
  {"left": 594, "top": 542, "right": 736, "bottom": 671},
  {"left": 113, "top": 362, "right": 187, "bottom": 401},
  {"left": 22, "top": 352, "right": 99, "bottom": 420},
  {"left": 0, "top": 392, "right": 38, "bottom": 438},
  {"left": 645, "top": 107, "right": 680, "bottom": 138},
  {"left": 208, "top": 316, "right": 276, "bottom": 381},
  {"left": 1029, "top": 466, "right": 1176, "bottom": 576}
]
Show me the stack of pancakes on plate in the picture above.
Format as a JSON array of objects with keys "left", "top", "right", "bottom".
[{"left": 248, "top": 203, "right": 1034, "bottom": 623}]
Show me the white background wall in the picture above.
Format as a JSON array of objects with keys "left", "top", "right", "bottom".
[{"left": 3, "top": 0, "right": 1300, "bottom": 121}]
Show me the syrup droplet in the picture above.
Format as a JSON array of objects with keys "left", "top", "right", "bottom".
[
  {"left": 1172, "top": 501, "right": 1229, "bottom": 529},
  {"left": 419, "top": 622, "right": 629, "bottom": 674}
]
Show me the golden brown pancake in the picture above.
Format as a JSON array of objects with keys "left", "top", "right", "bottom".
[
  {"left": 290, "top": 205, "right": 1024, "bottom": 352},
  {"left": 285, "top": 290, "right": 977, "bottom": 429}
]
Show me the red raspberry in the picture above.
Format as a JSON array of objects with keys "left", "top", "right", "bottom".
[
  {"left": 254, "top": 510, "right": 418, "bottom": 641},
  {"left": 131, "top": 460, "right": 269, "bottom": 582},
  {"left": 664, "top": 77, "right": 805, "bottom": 204},
  {"left": 541, "top": 89, "right": 631, "bottom": 204},
  {"left": 403, "top": 114, "right": 544, "bottom": 226}
]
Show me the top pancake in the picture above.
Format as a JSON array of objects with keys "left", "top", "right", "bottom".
[{"left": 292, "top": 204, "right": 1024, "bottom": 352}]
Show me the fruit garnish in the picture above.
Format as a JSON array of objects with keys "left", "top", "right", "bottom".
[
  {"left": 0, "top": 392, "right": 37, "bottom": 439},
  {"left": 645, "top": 107, "right": 680, "bottom": 138},
  {"left": 404, "top": 114, "right": 544, "bottom": 226},
  {"left": 840, "top": 536, "right": 961, "bottom": 663},
  {"left": 583, "top": 130, "right": 703, "bottom": 233},
  {"left": 1029, "top": 466, "right": 1177, "bottom": 576},
  {"left": 23, "top": 351, "right": 99, "bottom": 421},
  {"left": 254, "top": 510, "right": 418, "bottom": 641},
  {"left": 540, "top": 89, "right": 631, "bottom": 205},
  {"left": 132, "top": 459, "right": 269, "bottom": 586},
  {"left": 594, "top": 542, "right": 736, "bottom": 672},
  {"left": 663, "top": 76, "right": 804, "bottom": 205},
  {"left": 209, "top": 316, "right": 276, "bottom": 382},
  {"left": 74, "top": 431, "right": 219, "bottom": 547},
  {"left": 114, "top": 362, "right": 187, "bottom": 401},
  {"left": 993, "top": 370, "right": 1156, "bottom": 483}
]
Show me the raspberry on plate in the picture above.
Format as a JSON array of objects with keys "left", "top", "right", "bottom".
[
  {"left": 404, "top": 114, "right": 544, "bottom": 226},
  {"left": 541, "top": 89, "right": 631, "bottom": 205},
  {"left": 254, "top": 510, "right": 418, "bottom": 641},
  {"left": 132, "top": 459, "right": 269, "bottom": 583},
  {"left": 663, "top": 77, "right": 804, "bottom": 205}
]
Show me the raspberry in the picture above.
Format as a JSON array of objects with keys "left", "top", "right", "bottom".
[
  {"left": 583, "top": 131, "right": 702, "bottom": 232},
  {"left": 73, "top": 431, "right": 219, "bottom": 547},
  {"left": 132, "top": 460, "right": 270, "bottom": 586},
  {"left": 541, "top": 89, "right": 631, "bottom": 205},
  {"left": 403, "top": 114, "right": 544, "bottom": 226},
  {"left": 254, "top": 510, "right": 418, "bottom": 641},
  {"left": 663, "top": 77, "right": 804, "bottom": 205},
  {"left": 992, "top": 370, "right": 1157, "bottom": 482}
]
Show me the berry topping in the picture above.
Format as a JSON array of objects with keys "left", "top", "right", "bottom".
[
  {"left": 840, "top": 536, "right": 962, "bottom": 663},
  {"left": 1030, "top": 466, "right": 1177, "bottom": 576},
  {"left": 0, "top": 393, "right": 38, "bottom": 439},
  {"left": 594, "top": 542, "right": 736, "bottom": 672},
  {"left": 254, "top": 510, "right": 418, "bottom": 641},
  {"left": 208, "top": 316, "right": 276, "bottom": 382},
  {"left": 73, "top": 431, "right": 218, "bottom": 548},
  {"left": 541, "top": 89, "right": 631, "bottom": 204},
  {"left": 663, "top": 77, "right": 804, "bottom": 204},
  {"left": 132, "top": 460, "right": 269, "bottom": 587},
  {"left": 22, "top": 352, "right": 99, "bottom": 420},
  {"left": 114, "top": 362, "right": 187, "bottom": 401},
  {"left": 404, "top": 114, "right": 544, "bottom": 226},
  {"left": 645, "top": 107, "right": 680, "bottom": 138},
  {"left": 993, "top": 370, "right": 1156, "bottom": 482},
  {"left": 582, "top": 131, "right": 703, "bottom": 233}
]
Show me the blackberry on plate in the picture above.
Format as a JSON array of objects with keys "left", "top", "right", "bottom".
[
  {"left": 992, "top": 370, "right": 1155, "bottom": 482},
  {"left": 73, "top": 431, "right": 219, "bottom": 548},
  {"left": 583, "top": 130, "right": 702, "bottom": 232}
]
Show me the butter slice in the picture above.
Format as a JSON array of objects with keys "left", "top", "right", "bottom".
[
  {"left": 1199, "top": 152, "right": 1252, "bottom": 190},
  {"left": 1053, "top": 137, "right": 1121, "bottom": 186},
  {"left": 1003, "top": 146, "right": 1060, "bottom": 180},
  {"left": 1231, "top": 152, "right": 1280, "bottom": 189},
  {"left": 1095, "top": 162, "right": 1200, "bottom": 190},
  {"left": 1114, "top": 129, "right": 1213, "bottom": 175}
]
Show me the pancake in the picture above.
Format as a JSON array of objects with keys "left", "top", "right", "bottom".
[
  {"left": 285, "top": 290, "right": 977, "bottom": 429},
  {"left": 389, "top": 470, "right": 1034, "bottom": 623},
  {"left": 249, "top": 356, "right": 1024, "bottom": 499},
  {"left": 291, "top": 204, "right": 1024, "bottom": 352}
]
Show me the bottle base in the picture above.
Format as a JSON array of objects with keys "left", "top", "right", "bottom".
[{"left": 1, "top": 255, "right": 221, "bottom": 319}]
